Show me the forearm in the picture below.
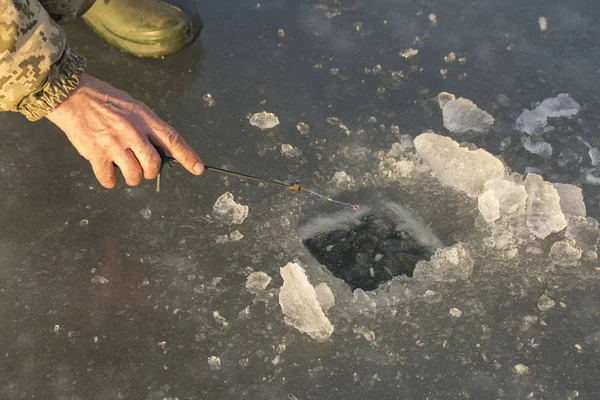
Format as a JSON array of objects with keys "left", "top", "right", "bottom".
[{"left": 0, "top": 0, "right": 86, "bottom": 120}]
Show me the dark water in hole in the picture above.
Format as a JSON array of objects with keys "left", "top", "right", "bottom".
[{"left": 303, "top": 213, "right": 432, "bottom": 291}]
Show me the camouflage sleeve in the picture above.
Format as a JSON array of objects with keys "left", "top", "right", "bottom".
[{"left": 0, "top": 0, "right": 86, "bottom": 121}]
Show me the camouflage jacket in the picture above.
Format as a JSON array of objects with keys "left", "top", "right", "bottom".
[{"left": 0, "top": 0, "right": 94, "bottom": 121}]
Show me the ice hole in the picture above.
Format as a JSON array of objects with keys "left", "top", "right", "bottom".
[{"left": 302, "top": 204, "right": 445, "bottom": 291}]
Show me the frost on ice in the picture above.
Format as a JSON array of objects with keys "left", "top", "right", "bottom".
[
  {"left": 437, "top": 93, "right": 494, "bottom": 133},
  {"left": 249, "top": 111, "right": 280, "bottom": 129},
  {"left": 414, "top": 133, "right": 505, "bottom": 198},
  {"left": 279, "top": 263, "right": 334, "bottom": 341},
  {"left": 524, "top": 174, "right": 568, "bottom": 239},
  {"left": 213, "top": 192, "right": 249, "bottom": 225},
  {"left": 516, "top": 94, "right": 580, "bottom": 135}
]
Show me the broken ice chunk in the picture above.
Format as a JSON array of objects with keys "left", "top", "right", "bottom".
[
  {"left": 554, "top": 183, "right": 586, "bottom": 217},
  {"left": 524, "top": 174, "right": 568, "bottom": 239},
  {"left": 477, "top": 190, "right": 500, "bottom": 223},
  {"left": 513, "top": 364, "right": 530, "bottom": 375},
  {"left": 202, "top": 93, "right": 216, "bottom": 107},
  {"left": 589, "top": 148, "right": 600, "bottom": 166},
  {"left": 215, "top": 234, "right": 229, "bottom": 244},
  {"left": 213, "top": 192, "right": 249, "bottom": 225},
  {"left": 278, "top": 263, "right": 334, "bottom": 341},
  {"left": 538, "top": 16, "right": 548, "bottom": 32},
  {"left": 281, "top": 144, "right": 303, "bottom": 158},
  {"left": 332, "top": 171, "right": 354, "bottom": 187},
  {"left": 412, "top": 243, "right": 474, "bottom": 282},
  {"left": 522, "top": 136, "right": 553, "bottom": 158},
  {"left": 91, "top": 276, "right": 109, "bottom": 284},
  {"left": 249, "top": 111, "right": 280, "bottom": 129},
  {"left": 482, "top": 179, "right": 528, "bottom": 218},
  {"left": 549, "top": 240, "right": 582, "bottom": 266},
  {"left": 437, "top": 92, "right": 456, "bottom": 108},
  {"left": 414, "top": 133, "right": 505, "bottom": 198},
  {"left": 229, "top": 230, "right": 244, "bottom": 241},
  {"left": 314, "top": 283, "right": 335, "bottom": 311},
  {"left": 516, "top": 94, "right": 580, "bottom": 135},
  {"left": 449, "top": 308, "right": 463, "bottom": 317},
  {"left": 565, "top": 217, "right": 600, "bottom": 251},
  {"left": 399, "top": 48, "right": 419, "bottom": 58},
  {"left": 207, "top": 356, "right": 221, "bottom": 370},
  {"left": 440, "top": 95, "right": 494, "bottom": 133},
  {"left": 537, "top": 295, "right": 555, "bottom": 311},
  {"left": 296, "top": 122, "right": 310, "bottom": 135},
  {"left": 246, "top": 271, "right": 272, "bottom": 292}
]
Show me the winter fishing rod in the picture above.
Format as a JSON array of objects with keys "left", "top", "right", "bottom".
[{"left": 154, "top": 148, "right": 360, "bottom": 211}]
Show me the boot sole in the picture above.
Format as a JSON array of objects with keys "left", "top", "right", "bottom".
[{"left": 82, "top": 12, "right": 202, "bottom": 58}]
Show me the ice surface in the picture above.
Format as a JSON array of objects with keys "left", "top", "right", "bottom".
[
  {"left": 281, "top": 144, "right": 303, "bottom": 158},
  {"left": 549, "top": 240, "right": 582, "bottom": 266},
  {"left": 554, "top": 183, "right": 586, "bottom": 217},
  {"left": 278, "top": 263, "right": 334, "bottom": 341},
  {"left": 213, "top": 192, "right": 249, "bottom": 225},
  {"left": 412, "top": 243, "right": 474, "bottom": 282},
  {"left": 516, "top": 94, "right": 580, "bottom": 135},
  {"left": 249, "top": 111, "right": 280, "bottom": 129},
  {"left": 314, "top": 283, "right": 335, "bottom": 312},
  {"left": 245, "top": 271, "right": 272, "bottom": 292},
  {"left": 414, "top": 133, "right": 505, "bottom": 198},
  {"left": 524, "top": 174, "right": 568, "bottom": 239},
  {"left": 537, "top": 295, "right": 555, "bottom": 311},
  {"left": 440, "top": 96, "right": 494, "bottom": 133},
  {"left": 522, "top": 136, "right": 553, "bottom": 158}
]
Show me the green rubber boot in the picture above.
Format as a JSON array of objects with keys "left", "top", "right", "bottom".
[{"left": 82, "top": 0, "right": 202, "bottom": 58}]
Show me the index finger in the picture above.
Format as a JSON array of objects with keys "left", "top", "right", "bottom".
[{"left": 150, "top": 124, "right": 204, "bottom": 176}]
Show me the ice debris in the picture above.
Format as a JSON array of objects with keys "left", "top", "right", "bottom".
[
  {"left": 91, "top": 276, "right": 109, "bottom": 284},
  {"left": 414, "top": 133, "right": 505, "bottom": 198},
  {"left": 516, "top": 94, "right": 580, "bottom": 135},
  {"left": 478, "top": 179, "right": 527, "bottom": 223},
  {"left": 522, "top": 136, "right": 553, "bottom": 158},
  {"left": 333, "top": 171, "right": 354, "bottom": 187},
  {"left": 207, "top": 356, "right": 221, "bottom": 370},
  {"left": 437, "top": 93, "right": 494, "bottom": 133},
  {"left": 281, "top": 144, "right": 303, "bottom": 158},
  {"left": 549, "top": 240, "right": 582, "bottom": 266},
  {"left": 279, "top": 263, "right": 334, "bottom": 341},
  {"left": 524, "top": 174, "right": 567, "bottom": 239},
  {"left": 139, "top": 208, "right": 152, "bottom": 220},
  {"left": 449, "top": 308, "right": 463, "bottom": 318},
  {"left": 554, "top": 183, "right": 586, "bottom": 217},
  {"left": 400, "top": 48, "right": 419, "bottom": 58},
  {"left": 229, "top": 230, "right": 244, "bottom": 241},
  {"left": 413, "top": 243, "right": 474, "bottom": 282},
  {"left": 513, "top": 364, "right": 531, "bottom": 375},
  {"left": 246, "top": 271, "right": 272, "bottom": 292},
  {"left": 537, "top": 295, "right": 555, "bottom": 311},
  {"left": 538, "top": 16, "right": 548, "bottom": 32},
  {"left": 202, "top": 93, "right": 216, "bottom": 107},
  {"left": 249, "top": 111, "right": 280, "bottom": 129},
  {"left": 353, "top": 326, "right": 376, "bottom": 342},
  {"left": 589, "top": 148, "right": 600, "bottom": 166},
  {"left": 296, "top": 122, "right": 309, "bottom": 135},
  {"left": 314, "top": 283, "right": 335, "bottom": 312},
  {"left": 213, "top": 192, "right": 249, "bottom": 225}
]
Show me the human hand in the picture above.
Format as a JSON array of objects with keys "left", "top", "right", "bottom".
[{"left": 46, "top": 73, "right": 204, "bottom": 188}]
